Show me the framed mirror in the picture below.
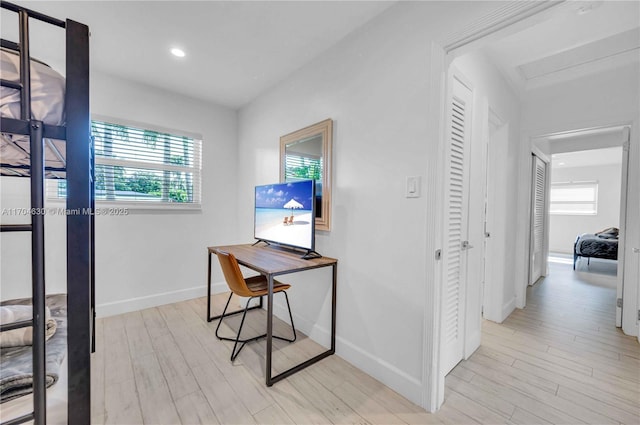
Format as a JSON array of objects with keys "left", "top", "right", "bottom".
[{"left": 280, "top": 119, "right": 333, "bottom": 231}]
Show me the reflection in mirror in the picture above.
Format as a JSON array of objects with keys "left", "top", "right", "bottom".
[{"left": 280, "top": 119, "right": 332, "bottom": 231}]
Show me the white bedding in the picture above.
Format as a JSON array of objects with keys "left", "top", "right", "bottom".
[
  {"left": 1, "top": 48, "right": 65, "bottom": 125},
  {"left": 1, "top": 48, "right": 66, "bottom": 176},
  {"left": 0, "top": 353, "right": 68, "bottom": 425}
]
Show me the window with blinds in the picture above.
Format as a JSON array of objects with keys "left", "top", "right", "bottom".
[
  {"left": 550, "top": 181, "right": 598, "bottom": 215},
  {"left": 50, "top": 119, "right": 202, "bottom": 208},
  {"left": 283, "top": 153, "right": 322, "bottom": 181}
]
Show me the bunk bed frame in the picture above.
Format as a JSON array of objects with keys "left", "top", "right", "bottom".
[{"left": 0, "top": 2, "right": 93, "bottom": 424}]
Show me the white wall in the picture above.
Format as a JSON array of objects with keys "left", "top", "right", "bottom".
[
  {"left": 0, "top": 71, "right": 239, "bottom": 315},
  {"left": 236, "top": 1, "right": 504, "bottom": 407},
  {"left": 549, "top": 163, "right": 622, "bottom": 254},
  {"left": 518, "top": 62, "right": 639, "bottom": 334},
  {"left": 451, "top": 51, "right": 521, "bottom": 326}
]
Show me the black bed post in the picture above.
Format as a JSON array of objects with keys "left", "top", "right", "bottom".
[
  {"left": 65, "top": 19, "right": 91, "bottom": 425},
  {"left": 19, "top": 7, "right": 48, "bottom": 424}
]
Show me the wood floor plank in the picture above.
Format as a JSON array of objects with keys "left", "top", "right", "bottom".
[
  {"left": 446, "top": 374, "right": 515, "bottom": 419},
  {"left": 265, "top": 379, "right": 334, "bottom": 425},
  {"left": 192, "top": 363, "right": 257, "bottom": 425},
  {"left": 468, "top": 350, "right": 559, "bottom": 395},
  {"left": 443, "top": 390, "right": 510, "bottom": 424},
  {"left": 91, "top": 318, "right": 105, "bottom": 425},
  {"left": 131, "top": 352, "right": 181, "bottom": 425},
  {"left": 253, "top": 403, "right": 296, "bottom": 425},
  {"left": 102, "top": 316, "right": 134, "bottom": 386},
  {"left": 556, "top": 385, "right": 640, "bottom": 425},
  {"left": 174, "top": 390, "right": 220, "bottom": 425},
  {"left": 124, "top": 310, "right": 154, "bottom": 359},
  {"left": 509, "top": 407, "right": 552, "bottom": 425},
  {"left": 104, "top": 379, "right": 143, "bottom": 425},
  {"left": 464, "top": 372, "right": 584, "bottom": 425},
  {"left": 151, "top": 332, "right": 200, "bottom": 401},
  {"left": 331, "top": 380, "right": 407, "bottom": 425},
  {"left": 141, "top": 307, "right": 171, "bottom": 340},
  {"left": 287, "top": 371, "right": 370, "bottom": 425}
]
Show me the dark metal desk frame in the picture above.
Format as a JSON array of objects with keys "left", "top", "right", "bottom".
[{"left": 207, "top": 243, "right": 337, "bottom": 386}]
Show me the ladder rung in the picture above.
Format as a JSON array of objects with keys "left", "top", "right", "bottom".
[
  {"left": 0, "top": 79, "right": 21, "bottom": 90},
  {"left": 0, "top": 319, "right": 32, "bottom": 332},
  {"left": 0, "top": 224, "right": 32, "bottom": 232},
  {"left": 0, "top": 38, "right": 20, "bottom": 51},
  {"left": 1, "top": 411, "right": 34, "bottom": 425}
]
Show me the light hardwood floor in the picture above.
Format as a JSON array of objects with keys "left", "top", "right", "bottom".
[{"left": 91, "top": 262, "right": 639, "bottom": 424}]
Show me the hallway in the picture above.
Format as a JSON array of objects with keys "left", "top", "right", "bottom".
[{"left": 444, "top": 261, "right": 639, "bottom": 424}]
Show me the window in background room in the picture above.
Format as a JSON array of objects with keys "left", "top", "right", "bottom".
[
  {"left": 550, "top": 181, "right": 598, "bottom": 215},
  {"left": 49, "top": 119, "right": 202, "bottom": 208},
  {"left": 283, "top": 152, "right": 322, "bottom": 181}
]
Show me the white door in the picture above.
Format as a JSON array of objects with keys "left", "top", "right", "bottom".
[
  {"left": 441, "top": 73, "right": 473, "bottom": 376},
  {"left": 482, "top": 121, "right": 508, "bottom": 322},
  {"left": 617, "top": 133, "right": 631, "bottom": 328},
  {"left": 529, "top": 155, "right": 547, "bottom": 285}
]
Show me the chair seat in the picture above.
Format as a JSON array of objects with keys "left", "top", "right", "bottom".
[{"left": 244, "top": 275, "right": 291, "bottom": 296}]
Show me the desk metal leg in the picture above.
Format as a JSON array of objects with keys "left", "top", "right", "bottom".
[
  {"left": 207, "top": 251, "right": 212, "bottom": 321},
  {"left": 266, "top": 264, "right": 337, "bottom": 386},
  {"left": 266, "top": 274, "right": 274, "bottom": 386},
  {"left": 331, "top": 263, "right": 337, "bottom": 353}
]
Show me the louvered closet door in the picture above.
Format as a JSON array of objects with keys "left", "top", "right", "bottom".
[
  {"left": 442, "top": 75, "right": 473, "bottom": 376},
  {"left": 530, "top": 155, "right": 547, "bottom": 284}
]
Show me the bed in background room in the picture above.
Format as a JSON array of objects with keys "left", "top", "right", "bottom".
[{"left": 573, "top": 227, "right": 619, "bottom": 270}]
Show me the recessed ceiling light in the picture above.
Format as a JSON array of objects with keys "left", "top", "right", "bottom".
[
  {"left": 558, "top": 162, "right": 566, "bottom": 166},
  {"left": 171, "top": 48, "right": 185, "bottom": 58}
]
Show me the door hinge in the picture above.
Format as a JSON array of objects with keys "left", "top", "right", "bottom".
[
  {"left": 637, "top": 310, "right": 640, "bottom": 321},
  {"left": 616, "top": 298, "right": 623, "bottom": 308}
]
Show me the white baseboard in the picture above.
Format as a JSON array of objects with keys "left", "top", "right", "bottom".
[
  {"left": 501, "top": 296, "right": 517, "bottom": 322},
  {"left": 273, "top": 302, "right": 423, "bottom": 407},
  {"left": 96, "top": 281, "right": 228, "bottom": 318}
]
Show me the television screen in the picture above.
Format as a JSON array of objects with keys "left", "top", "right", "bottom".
[{"left": 254, "top": 180, "right": 316, "bottom": 251}]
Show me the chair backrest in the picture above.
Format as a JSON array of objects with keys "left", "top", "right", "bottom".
[{"left": 216, "top": 251, "right": 254, "bottom": 297}]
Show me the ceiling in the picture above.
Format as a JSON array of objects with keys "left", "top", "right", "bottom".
[
  {"left": 552, "top": 146, "right": 623, "bottom": 168},
  {"left": 1, "top": 1, "right": 395, "bottom": 109},
  {"left": 2, "top": 1, "right": 638, "bottom": 109},
  {"left": 482, "top": 0, "right": 640, "bottom": 94}
]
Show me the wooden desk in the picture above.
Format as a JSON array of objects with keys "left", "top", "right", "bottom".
[{"left": 207, "top": 243, "right": 338, "bottom": 386}]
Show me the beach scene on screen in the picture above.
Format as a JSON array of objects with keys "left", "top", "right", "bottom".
[{"left": 255, "top": 181, "right": 314, "bottom": 249}]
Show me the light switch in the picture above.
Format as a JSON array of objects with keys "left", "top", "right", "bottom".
[{"left": 406, "top": 176, "right": 421, "bottom": 198}]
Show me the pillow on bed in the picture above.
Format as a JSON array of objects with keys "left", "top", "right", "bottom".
[
  {"left": 595, "top": 227, "right": 619, "bottom": 239},
  {"left": 0, "top": 305, "right": 57, "bottom": 348}
]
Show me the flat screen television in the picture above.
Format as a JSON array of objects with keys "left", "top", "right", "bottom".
[{"left": 254, "top": 180, "right": 319, "bottom": 257}]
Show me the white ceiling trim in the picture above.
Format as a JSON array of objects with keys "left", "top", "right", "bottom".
[
  {"left": 442, "top": 0, "right": 563, "bottom": 53},
  {"left": 519, "top": 28, "right": 640, "bottom": 79}
]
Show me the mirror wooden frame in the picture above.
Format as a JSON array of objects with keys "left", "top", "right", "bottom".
[{"left": 280, "top": 119, "right": 333, "bottom": 231}]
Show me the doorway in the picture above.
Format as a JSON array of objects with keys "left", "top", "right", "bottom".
[
  {"left": 425, "top": 0, "right": 640, "bottom": 412},
  {"left": 528, "top": 130, "right": 630, "bottom": 328}
]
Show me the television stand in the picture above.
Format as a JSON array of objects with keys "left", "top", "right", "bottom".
[
  {"left": 301, "top": 250, "right": 322, "bottom": 260},
  {"left": 256, "top": 241, "right": 322, "bottom": 260}
]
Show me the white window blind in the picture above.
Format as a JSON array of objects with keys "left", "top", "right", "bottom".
[
  {"left": 550, "top": 181, "right": 598, "bottom": 215},
  {"left": 50, "top": 119, "right": 202, "bottom": 208},
  {"left": 283, "top": 153, "right": 322, "bottom": 181}
]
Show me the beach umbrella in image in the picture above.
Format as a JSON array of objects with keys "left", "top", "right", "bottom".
[{"left": 283, "top": 199, "right": 303, "bottom": 211}]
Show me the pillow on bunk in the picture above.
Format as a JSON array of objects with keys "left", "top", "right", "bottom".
[
  {"left": 595, "top": 227, "right": 619, "bottom": 239},
  {"left": 0, "top": 48, "right": 65, "bottom": 125},
  {"left": 0, "top": 306, "right": 57, "bottom": 348}
]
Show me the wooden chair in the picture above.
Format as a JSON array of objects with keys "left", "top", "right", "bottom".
[{"left": 214, "top": 251, "right": 297, "bottom": 361}]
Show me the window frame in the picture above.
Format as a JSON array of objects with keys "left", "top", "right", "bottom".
[
  {"left": 549, "top": 180, "right": 598, "bottom": 216},
  {"left": 48, "top": 115, "right": 202, "bottom": 210}
]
